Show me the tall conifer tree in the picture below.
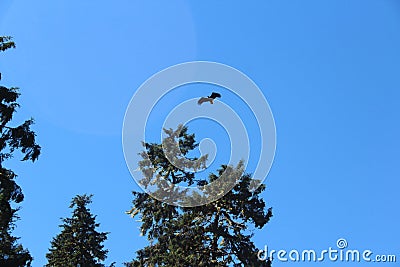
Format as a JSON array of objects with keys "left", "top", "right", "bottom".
[
  {"left": 46, "top": 194, "right": 113, "bottom": 267},
  {"left": 0, "top": 36, "right": 41, "bottom": 267},
  {"left": 126, "top": 126, "right": 273, "bottom": 266}
]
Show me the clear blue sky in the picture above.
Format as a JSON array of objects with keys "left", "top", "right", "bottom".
[{"left": 1, "top": 1, "right": 399, "bottom": 266}]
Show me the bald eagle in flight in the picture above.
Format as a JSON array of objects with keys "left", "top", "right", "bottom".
[{"left": 197, "top": 92, "right": 221, "bottom": 105}]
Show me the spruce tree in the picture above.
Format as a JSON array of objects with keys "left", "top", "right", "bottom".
[
  {"left": 46, "top": 194, "right": 113, "bottom": 267},
  {"left": 126, "top": 126, "right": 273, "bottom": 266},
  {"left": 0, "top": 36, "right": 41, "bottom": 267}
]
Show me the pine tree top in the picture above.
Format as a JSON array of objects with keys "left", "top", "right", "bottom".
[
  {"left": 45, "top": 194, "right": 112, "bottom": 267},
  {"left": 126, "top": 125, "right": 273, "bottom": 266}
]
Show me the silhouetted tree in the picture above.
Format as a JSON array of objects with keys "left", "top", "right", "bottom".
[
  {"left": 126, "top": 126, "right": 273, "bottom": 266},
  {"left": 0, "top": 36, "right": 41, "bottom": 267},
  {"left": 46, "top": 194, "right": 114, "bottom": 267}
]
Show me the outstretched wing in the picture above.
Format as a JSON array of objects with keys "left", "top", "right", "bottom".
[
  {"left": 209, "top": 92, "right": 221, "bottom": 99},
  {"left": 198, "top": 97, "right": 211, "bottom": 105}
]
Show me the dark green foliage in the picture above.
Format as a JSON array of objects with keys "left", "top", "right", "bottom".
[
  {"left": 46, "top": 194, "right": 113, "bottom": 267},
  {"left": 0, "top": 36, "right": 16, "bottom": 52},
  {"left": 0, "top": 36, "right": 41, "bottom": 267},
  {"left": 126, "top": 126, "right": 273, "bottom": 266}
]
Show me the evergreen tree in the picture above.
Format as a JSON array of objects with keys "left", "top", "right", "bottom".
[
  {"left": 0, "top": 36, "right": 41, "bottom": 267},
  {"left": 126, "top": 126, "right": 273, "bottom": 266},
  {"left": 46, "top": 194, "right": 113, "bottom": 267}
]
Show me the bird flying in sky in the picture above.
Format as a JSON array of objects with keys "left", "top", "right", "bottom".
[{"left": 197, "top": 92, "right": 221, "bottom": 105}]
